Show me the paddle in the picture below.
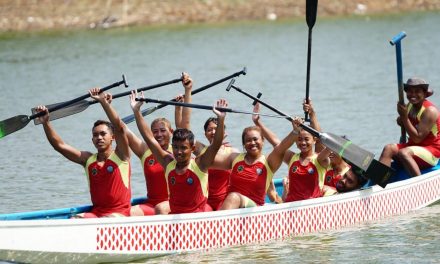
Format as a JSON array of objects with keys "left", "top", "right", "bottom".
[
  {"left": 390, "top": 31, "right": 407, "bottom": 143},
  {"left": 226, "top": 81, "right": 394, "bottom": 187},
  {"left": 304, "top": 0, "right": 318, "bottom": 122},
  {"left": 32, "top": 76, "right": 182, "bottom": 125},
  {"left": 122, "top": 67, "right": 248, "bottom": 124},
  {"left": 136, "top": 98, "right": 288, "bottom": 119},
  {"left": 0, "top": 75, "right": 128, "bottom": 139}
]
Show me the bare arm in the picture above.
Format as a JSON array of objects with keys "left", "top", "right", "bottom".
[
  {"left": 130, "top": 91, "right": 173, "bottom": 168},
  {"left": 252, "top": 103, "right": 281, "bottom": 146},
  {"left": 196, "top": 99, "right": 227, "bottom": 172},
  {"left": 125, "top": 126, "right": 148, "bottom": 159},
  {"left": 267, "top": 180, "right": 283, "bottom": 204},
  {"left": 267, "top": 117, "right": 302, "bottom": 173},
  {"left": 180, "top": 72, "right": 193, "bottom": 130},
  {"left": 90, "top": 88, "right": 130, "bottom": 161},
  {"left": 35, "top": 106, "right": 91, "bottom": 166},
  {"left": 399, "top": 104, "right": 438, "bottom": 143},
  {"left": 303, "top": 99, "right": 324, "bottom": 153},
  {"left": 174, "top": 94, "right": 184, "bottom": 129}
]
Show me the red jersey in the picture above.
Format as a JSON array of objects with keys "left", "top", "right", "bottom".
[
  {"left": 399, "top": 100, "right": 440, "bottom": 157},
  {"left": 228, "top": 154, "right": 273, "bottom": 206},
  {"left": 202, "top": 145, "right": 233, "bottom": 210},
  {"left": 165, "top": 159, "right": 208, "bottom": 214},
  {"left": 141, "top": 146, "right": 171, "bottom": 206},
  {"left": 324, "top": 166, "right": 349, "bottom": 188},
  {"left": 285, "top": 153, "right": 326, "bottom": 202},
  {"left": 85, "top": 152, "right": 131, "bottom": 217}
]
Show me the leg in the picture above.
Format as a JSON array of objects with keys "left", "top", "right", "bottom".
[
  {"left": 397, "top": 146, "right": 438, "bottom": 177},
  {"left": 379, "top": 143, "right": 399, "bottom": 167},
  {"left": 154, "top": 201, "right": 170, "bottom": 215},
  {"left": 219, "top": 192, "right": 246, "bottom": 210},
  {"left": 130, "top": 203, "right": 155, "bottom": 216},
  {"left": 397, "top": 148, "right": 421, "bottom": 176}
]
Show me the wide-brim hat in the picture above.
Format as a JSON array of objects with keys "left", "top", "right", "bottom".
[{"left": 403, "top": 77, "right": 434, "bottom": 97}]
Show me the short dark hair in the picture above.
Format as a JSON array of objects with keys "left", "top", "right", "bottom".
[
  {"left": 93, "top": 120, "right": 114, "bottom": 134},
  {"left": 203, "top": 117, "right": 226, "bottom": 132},
  {"left": 172, "top": 128, "right": 195, "bottom": 146}
]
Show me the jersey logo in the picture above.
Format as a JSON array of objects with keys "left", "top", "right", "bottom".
[
  {"left": 256, "top": 168, "right": 263, "bottom": 175},
  {"left": 291, "top": 166, "right": 298, "bottom": 173},
  {"left": 91, "top": 168, "right": 98, "bottom": 176},
  {"left": 326, "top": 175, "right": 332, "bottom": 183},
  {"left": 170, "top": 176, "right": 176, "bottom": 185},
  {"left": 148, "top": 159, "right": 155, "bottom": 166},
  {"left": 107, "top": 165, "right": 114, "bottom": 173},
  {"left": 308, "top": 168, "right": 315, "bottom": 174},
  {"left": 186, "top": 177, "right": 194, "bottom": 185},
  {"left": 237, "top": 165, "right": 244, "bottom": 172}
]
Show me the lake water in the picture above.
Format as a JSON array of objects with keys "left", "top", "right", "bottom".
[{"left": 1, "top": 11, "right": 440, "bottom": 263}]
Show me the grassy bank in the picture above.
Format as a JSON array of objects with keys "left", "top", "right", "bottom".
[{"left": 1, "top": 0, "right": 440, "bottom": 32}]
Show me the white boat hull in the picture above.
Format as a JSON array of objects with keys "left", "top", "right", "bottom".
[{"left": 1, "top": 169, "right": 440, "bottom": 263}]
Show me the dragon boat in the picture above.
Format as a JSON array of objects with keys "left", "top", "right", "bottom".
[{"left": 1, "top": 164, "right": 440, "bottom": 264}]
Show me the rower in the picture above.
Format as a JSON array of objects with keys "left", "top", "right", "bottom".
[
  {"left": 130, "top": 89, "right": 227, "bottom": 214},
  {"left": 379, "top": 77, "right": 440, "bottom": 176},
  {"left": 35, "top": 88, "right": 131, "bottom": 218},
  {"left": 253, "top": 100, "right": 332, "bottom": 202},
  {"left": 128, "top": 73, "right": 192, "bottom": 216}
]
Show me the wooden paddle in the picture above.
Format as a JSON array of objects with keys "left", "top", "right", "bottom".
[
  {"left": 226, "top": 82, "right": 394, "bottom": 187},
  {"left": 122, "top": 67, "right": 248, "bottom": 124},
  {"left": 304, "top": 0, "right": 318, "bottom": 122},
  {"left": 32, "top": 76, "right": 183, "bottom": 125},
  {"left": 136, "top": 98, "right": 287, "bottom": 119},
  {"left": 390, "top": 31, "right": 407, "bottom": 143},
  {"left": 0, "top": 75, "right": 128, "bottom": 139}
]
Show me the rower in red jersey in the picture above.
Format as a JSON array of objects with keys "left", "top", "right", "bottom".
[
  {"left": 131, "top": 89, "right": 227, "bottom": 214},
  {"left": 35, "top": 88, "right": 131, "bottom": 218}
]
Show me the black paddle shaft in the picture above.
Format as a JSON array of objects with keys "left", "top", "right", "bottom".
[
  {"left": 304, "top": 0, "right": 318, "bottom": 122},
  {"left": 29, "top": 74, "right": 128, "bottom": 121},
  {"left": 136, "top": 98, "right": 287, "bottom": 119},
  {"left": 121, "top": 67, "right": 248, "bottom": 124}
]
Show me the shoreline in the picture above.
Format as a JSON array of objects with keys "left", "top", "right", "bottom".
[{"left": 1, "top": 0, "right": 440, "bottom": 33}]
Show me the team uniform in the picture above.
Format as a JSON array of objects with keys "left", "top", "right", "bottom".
[
  {"left": 201, "top": 145, "right": 233, "bottom": 210},
  {"left": 324, "top": 166, "right": 349, "bottom": 189},
  {"left": 397, "top": 100, "right": 440, "bottom": 168},
  {"left": 228, "top": 153, "right": 273, "bottom": 207},
  {"left": 81, "top": 151, "right": 131, "bottom": 218},
  {"left": 165, "top": 159, "right": 212, "bottom": 214},
  {"left": 136, "top": 147, "right": 172, "bottom": 215},
  {"left": 285, "top": 153, "right": 327, "bottom": 202}
]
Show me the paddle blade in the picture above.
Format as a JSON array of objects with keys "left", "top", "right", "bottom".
[
  {"left": 319, "top": 132, "right": 374, "bottom": 171},
  {"left": 365, "top": 159, "right": 395, "bottom": 188},
  {"left": 0, "top": 115, "right": 30, "bottom": 139},
  {"left": 31, "top": 100, "right": 91, "bottom": 125},
  {"left": 306, "top": 0, "right": 318, "bottom": 29}
]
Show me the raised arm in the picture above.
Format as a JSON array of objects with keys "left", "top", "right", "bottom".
[
  {"left": 252, "top": 103, "right": 281, "bottom": 146},
  {"left": 90, "top": 88, "right": 130, "bottom": 161},
  {"left": 130, "top": 90, "right": 173, "bottom": 168},
  {"left": 267, "top": 117, "right": 302, "bottom": 173},
  {"left": 179, "top": 72, "right": 193, "bottom": 130},
  {"left": 196, "top": 99, "right": 227, "bottom": 172},
  {"left": 303, "top": 99, "right": 324, "bottom": 152},
  {"left": 35, "top": 105, "right": 91, "bottom": 166},
  {"left": 174, "top": 94, "right": 184, "bottom": 129}
]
